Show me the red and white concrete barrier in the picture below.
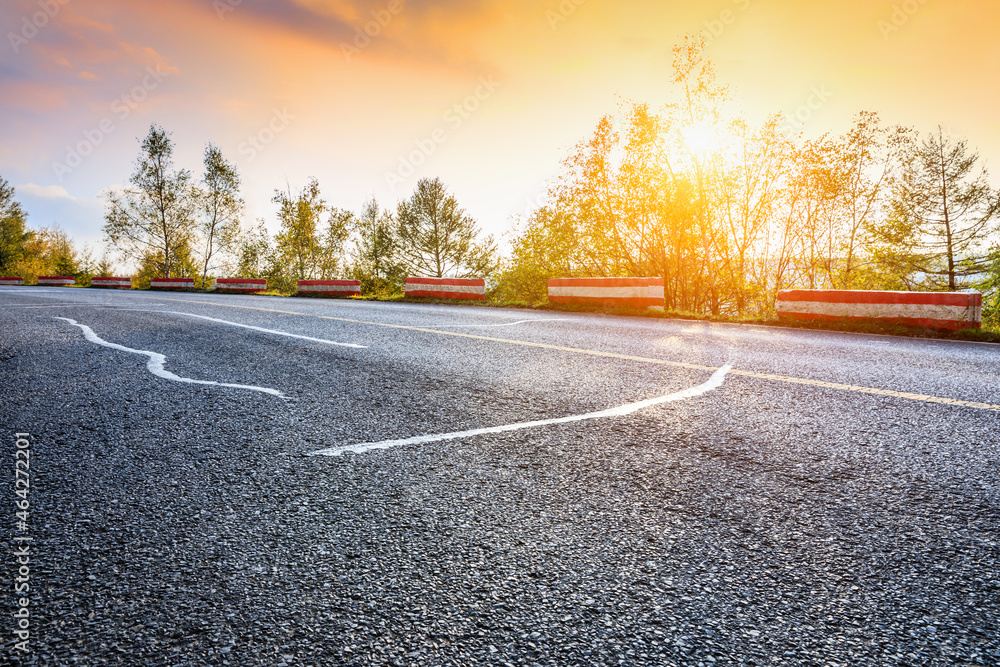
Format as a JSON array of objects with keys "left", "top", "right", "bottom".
[
  {"left": 404, "top": 277, "right": 485, "bottom": 300},
  {"left": 776, "top": 290, "right": 983, "bottom": 331},
  {"left": 90, "top": 277, "right": 132, "bottom": 289},
  {"left": 38, "top": 276, "right": 75, "bottom": 287},
  {"left": 0, "top": 277, "right": 23, "bottom": 286},
  {"left": 215, "top": 278, "right": 267, "bottom": 294},
  {"left": 150, "top": 277, "right": 195, "bottom": 290},
  {"left": 548, "top": 277, "right": 665, "bottom": 309},
  {"left": 297, "top": 280, "right": 361, "bottom": 297}
]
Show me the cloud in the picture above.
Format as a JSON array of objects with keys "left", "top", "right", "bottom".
[
  {"left": 16, "top": 183, "right": 76, "bottom": 200},
  {"left": 196, "top": 0, "right": 501, "bottom": 71},
  {"left": 1, "top": 2, "right": 180, "bottom": 111}
]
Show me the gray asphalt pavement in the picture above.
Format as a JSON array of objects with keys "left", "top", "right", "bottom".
[{"left": 2, "top": 286, "right": 999, "bottom": 666}]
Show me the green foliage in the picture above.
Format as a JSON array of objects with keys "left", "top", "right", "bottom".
[
  {"left": 234, "top": 219, "right": 284, "bottom": 290},
  {"left": 881, "top": 126, "right": 1000, "bottom": 291},
  {"left": 102, "top": 124, "right": 195, "bottom": 279},
  {"left": 4, "top": 225, "right": 83, "bottom": 284},
  {"left": 501, "top": 41, "right": 998, "bottom": 317},
  {"left": 268, "top": 178, "right": 350, "bottom": 291},
  {"left": 492, "top": 206, "right": 577, "bottom": 304},
  {"left": 978, "top": 247, "right": 1000, "bottom": 329},
  {"left": 234, "top": 220, "right": 273, "bottom": 279},
  {"left": 318, "top": 207, "right": 353, "bottom": 280},
  {"left": 349, "top": 197, "right": 403, "bottom": 296},
  {"left": 396, "top": 178, "right": 497, "bottom": 279},
  {"left": 94, "top": 254, "right": 115, "bottom": 278},
  {"left": 196, "top": 144, "right": 244, "bottom": 286},
  {"left": 133, "top": 242, "right": 199, "bottom": 289},
  {"left": 273, "top": 178, "right": 326, "bottom": 281},
  {"left": 0, "top": 177, "right": 34, "bottom": 276},
  {"left": 52, "top": 237, "right": 79, "bottom": 278}
]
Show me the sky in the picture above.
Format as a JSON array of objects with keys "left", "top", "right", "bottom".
[{"left": 2, "top": 0, "right": 999, "bottom": 263}]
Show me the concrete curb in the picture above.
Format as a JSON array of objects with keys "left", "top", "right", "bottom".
[{"left": 405, "top": 278, "right": 485, "bottom": 300}]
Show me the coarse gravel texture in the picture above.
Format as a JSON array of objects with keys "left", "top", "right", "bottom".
[{"left": 1, "top": 287, "right": 998, "bottom": 666}]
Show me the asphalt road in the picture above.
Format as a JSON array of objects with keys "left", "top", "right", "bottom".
[{"left": 2, "top": 287, "right": 999, "bottom": 666}]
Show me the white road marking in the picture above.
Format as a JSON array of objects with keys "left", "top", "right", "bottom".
[
  {"left": 0, "top": 289, "right": 81, "bottom": 297},
  {"left": 11, "top": 304, "right": 167, "bottom": 309},
  {"left": 308, "top": 363, "right": 732, "bottom": 457},
  {"left": 6, "top": 297, "right": 367, "bottom": 348},
  {"left": 56, "top": 317, "right": 285, "bottom": 397},
  {"left": 155, "top": 298, "right": 1000, "bottom": 409},
  {"left": 435, "top": 318, "right": 571, "bottom": 328},
  {"left": 160, "top": 311, "right": 367, "bottom": 349}
]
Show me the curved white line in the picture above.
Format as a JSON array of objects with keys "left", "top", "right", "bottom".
[
  {"left": 161, "top": 311, "right": 367, "bottom": 348},
  {"left": 434, "top": 318, "right": 571, "bottom": 329},
  {"left": 56, "top": 317, "right": 284, "bottom": 397},
  {"left": 309, "top": 363, "right": 732, "bottom": 457}
]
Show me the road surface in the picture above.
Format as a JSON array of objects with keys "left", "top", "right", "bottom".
[{"left": 2, "top": 286, "right": 998, "bottom": 665}]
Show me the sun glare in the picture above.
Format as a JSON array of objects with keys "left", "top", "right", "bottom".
[{"left": 680, "top": 124, "right": 720, "bottom": 153}]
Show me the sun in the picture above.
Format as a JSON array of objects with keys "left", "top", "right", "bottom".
[{"left": 680, "top": 123, "right": 721, "bottom": 154}]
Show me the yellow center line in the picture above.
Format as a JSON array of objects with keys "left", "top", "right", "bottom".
[{"left": 157, "top": 296, "right": 1000, "bottom": 413}]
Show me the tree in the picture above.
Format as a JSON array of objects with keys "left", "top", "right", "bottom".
[
  {"left": 51, "top": 231, "right": 80, "bottom": 277},
  {"left": 350, "top": 197, "right": 402, "bottom": 294},
  {"left": 102, "top": 125, "right": 195, "bottom": 278},
  {"left": 94, "top": 253, "right": 115, "bottom": 278},
  {"left": 317, "top": 208, "right": 352, "bottom": 280},
  {"left": 978, "top": 246, "right": 1000, "bottom": 328},
  {"left": 196, "top": 144, "right": 244, "bottom": 287},
  {"left": 234, "top": 219, "right": 276, "bottom": 281},
  {"left": 824, "top": 112, "right": 912, "bottom": 289},
  {"left": 493, "top": 204, "right": 578, "bottom": 304},
  {"left": 0, "top": 177, "right": 33, "bottom": 275},
  {"left": 885, "top": 126, "right": 1000, "bottom": 290},
  {"left": 395, "top": 178, "right": 496, "bottom": 278},
  {"left": 9, "top": 226, "right": 81, "bottom": 283},
  {"left": 273, "top": 178, "right": 327, "bottom": 281}
]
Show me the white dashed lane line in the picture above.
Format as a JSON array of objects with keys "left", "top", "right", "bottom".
[
  {"left": 11, "top": 304, "right": 168, "bottom": 309},
  {"left": 433, "top": 318, "right": 572, "bottom": 328},
  {"left": 159, "top": 311, "right": 367, "bottom": 349}
]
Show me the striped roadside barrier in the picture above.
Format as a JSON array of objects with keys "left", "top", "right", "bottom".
[
  {"left": 297, "top": 280, "right": 361, "bottom": 298},
  {"left": 150, "top": 277, "right": 195, "bottom": 290},
  {"left": 38, "top": 276, "right": 76, "bottom": 287},
  {"left": 776, "top": 290, "right": 983, "bottom": 331},
  {"left": 404, "top": 277, "right": 485, "bottom": 300},
  {"left": 90, "top": 277, "right": 132, "bottom": 289},
  {"left": 548, "top": 277, "right": 665, "bottom": 309},
  {"left": 0, "top": 277, "right": 24, "bottom": 286},
  {"left": 215, "top": 278, "right": 267, "bottom": 294}
]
